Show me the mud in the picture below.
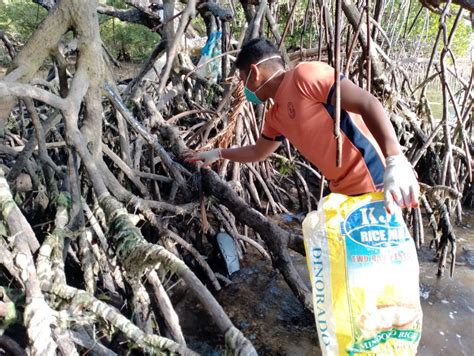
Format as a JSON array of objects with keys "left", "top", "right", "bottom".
[
  {"left": 176, "top": 250, "right": 320, "bottom": 355},
  {"left": 176, "top": 210, "right": 473, "bottom": 355}
]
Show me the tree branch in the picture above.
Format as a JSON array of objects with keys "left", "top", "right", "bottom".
[{"left": 0, "top": 82, "right": 67, "bottom": 111}]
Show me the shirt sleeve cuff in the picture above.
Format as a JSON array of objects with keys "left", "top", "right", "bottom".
[{"left": 261, "top": 134, "right": 285, "bottom": 142}]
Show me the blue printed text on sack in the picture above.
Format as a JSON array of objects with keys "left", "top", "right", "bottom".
[{"left": 341, "top": 201, "right": 411, "bottom": 249}]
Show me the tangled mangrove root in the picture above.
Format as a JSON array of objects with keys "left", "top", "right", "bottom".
[{"left": 0, "top": 0, "right": 471, "bottom": 354}]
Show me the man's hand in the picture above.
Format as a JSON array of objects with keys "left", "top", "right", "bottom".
[
  {"left": 183, "top": 148, "right": 222, "bottom": 167},
  {"left": 383, "top": 154, "right": 419, "bottom": 214}
]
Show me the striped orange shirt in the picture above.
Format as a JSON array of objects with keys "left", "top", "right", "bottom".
[{"left": 262, "top": 61, "right": 385, "bottom": 196}]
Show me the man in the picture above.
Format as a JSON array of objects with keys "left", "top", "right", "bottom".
[{"left": 185, "top": 38, "right": 419, "bottom": 212}]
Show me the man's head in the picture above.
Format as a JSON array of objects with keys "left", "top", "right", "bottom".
[
  {"left": 235, "top": 38, "right": 285, "bottom": 103},
  {"left": 235, "top": 38, "right": 284, "bottom": 73}
]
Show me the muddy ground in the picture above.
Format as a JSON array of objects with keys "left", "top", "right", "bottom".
[{"left": 176, "top": 210, "right": 474, "bottom": 355}]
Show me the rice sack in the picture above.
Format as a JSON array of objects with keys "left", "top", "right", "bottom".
[{"left": 302, "top": 192, "right": 422, "bottom": 355}]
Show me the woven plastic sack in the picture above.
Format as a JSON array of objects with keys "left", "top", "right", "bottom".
[{"left": 302, "top": 192, "right": 422, "bottom": 355}]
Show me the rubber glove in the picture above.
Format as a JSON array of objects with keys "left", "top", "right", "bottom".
[
  {"left": 183, "top": 148, "right": 222, "bottom": 167},
  {"left": 383, "top": 154, "right": 419, "bottom": 214}
]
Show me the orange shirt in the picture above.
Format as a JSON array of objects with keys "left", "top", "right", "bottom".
[{"left": 262, "top": 61, "right": 385, "bottom": 196}]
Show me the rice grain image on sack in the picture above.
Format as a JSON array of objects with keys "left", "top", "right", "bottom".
[{"left": 302, "top": 192, "right": 422, "bottom": 356}]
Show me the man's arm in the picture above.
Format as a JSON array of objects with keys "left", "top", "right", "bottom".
[
  {"left": 184, "top": 137, "right": 281, "bottom": 166},
  {"left": 331, "top": 79, "right": 401, "bottom": 157},
  {"left": 221, "top": 137, "right": 281, "bottom": 162},
  {"left": 333, "top": 78, "right": 419, "bottom": 212}
]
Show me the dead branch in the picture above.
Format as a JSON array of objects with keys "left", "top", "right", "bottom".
[{"left": 0, "top": 171, "right": 56, "bottom": 354}]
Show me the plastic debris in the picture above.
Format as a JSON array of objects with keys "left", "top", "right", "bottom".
[
  {"left": 196, "top": 31, "right": 222, "bottom": 83},
  {"left": 216, "top": 232, "right": 240, "bottom": 275}
]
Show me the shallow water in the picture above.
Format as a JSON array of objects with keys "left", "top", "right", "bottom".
[
  {"left": 417, "top": 211, "right": 474, "bottom": 356},
  {"left": 177, "top": 210, "right": 473, "bottom": 355}
]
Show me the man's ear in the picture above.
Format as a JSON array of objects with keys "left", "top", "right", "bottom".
[{"left": 249, "top": 63, "right": 260, "bottom": 81}]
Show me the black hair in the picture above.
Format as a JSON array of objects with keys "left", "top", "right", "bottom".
[{"left": 235, "top": 38, "right": 284, "bottom": 72}]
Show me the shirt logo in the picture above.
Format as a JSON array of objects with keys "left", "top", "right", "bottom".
[{"left": 287, "top": 102, "right": 296, "bottom": 119}]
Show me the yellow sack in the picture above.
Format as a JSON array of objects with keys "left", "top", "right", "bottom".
[{"left": 302, "top": 192, "right": 422, "bottom": 356}]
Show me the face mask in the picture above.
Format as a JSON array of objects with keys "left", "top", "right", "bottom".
[
  {"left": 244, "top": 55, "right": 284, "bottom": 105},
  {"left": 244, "top": 86, "right": 264, "bottom": 105}
]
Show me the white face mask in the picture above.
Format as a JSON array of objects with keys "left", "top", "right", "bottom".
[{"left": 244, "top": 55, "right": 283, "bottom": 104}]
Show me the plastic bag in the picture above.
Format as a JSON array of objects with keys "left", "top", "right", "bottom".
[
  {"left": 302, "top": 192, "right": 422, "bottom": 355},
  {"left": 196, "top": 31, "right": 222, "bottom": 83}
]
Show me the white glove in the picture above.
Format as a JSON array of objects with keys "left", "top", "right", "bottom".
[
  {"left": 383, "top": 154, "right": 419, "bottom": 214},
  {"left": 184, "top": 148, "right": 222, "bottom": 167}
]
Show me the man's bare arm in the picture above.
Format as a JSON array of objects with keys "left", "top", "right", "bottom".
[
  {"left": 221, "top": 137, "right": 282, "bottom": 162},
  {"left": 333, "top": 78, "right": 419, "bottom": 211},
  {"left": 184, "top": 137, "right": 281, "bottom": 167},
  {"left": 333, "top": 79, "right": 401, "bottom": 158}
]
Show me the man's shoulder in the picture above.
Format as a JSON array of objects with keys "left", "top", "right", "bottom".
[
  {"left": 294, "top": 61, "right": 333, "bottom": 71},
  {"left": 292, "top": 61, "right": 334, "bottom": 82}
]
